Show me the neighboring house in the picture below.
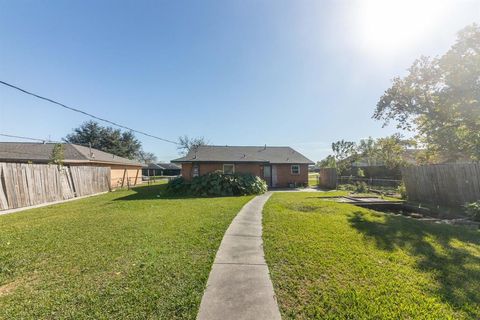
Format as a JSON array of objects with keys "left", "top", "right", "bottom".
[
  {"left": 0, "top": 142, "right": 143, "bottom": 189},
  {"left": 142, "top": 162, "right": 181, "bottom": 177},
  {"left": 172, "top": 145, "right": 314, "bottom": 188},
  {"left": 142, "top": 163, "right": 164, "bottom": 177}
]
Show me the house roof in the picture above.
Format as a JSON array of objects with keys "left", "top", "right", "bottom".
[
  {"left": 172, "top": 145, "right": 314, "bottom": 164},
  {"left": 143, "top": 163, "right": 164, "bottom": 169},
  {"left": 0, "top": 142, "right": 143, "bottom": 167},
  {"left": 142, "top": 162, "right": 181, "bottom": 170},
  {"left": 157, "top": 162, "right": 181, "bottom": 170}
]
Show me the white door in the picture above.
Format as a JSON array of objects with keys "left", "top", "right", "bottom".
[{"left": 272, "top": 165, "right": 278, "bottom": 187}]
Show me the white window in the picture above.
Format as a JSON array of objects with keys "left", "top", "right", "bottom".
[
  {"left": 223, "top": 164, "right": 235, "bottom": 175},
  {"left": 291, "top": 165, "right": 300, "bottom": 175},
  {"left": 192, "top": 164, "right": 199, "bottom": 177}
]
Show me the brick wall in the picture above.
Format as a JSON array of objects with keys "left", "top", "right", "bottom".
[
  {"left": 274, "top": 164, "right": 308, "bottom": 187},
  {"left": 179, "top": 162, "right": 308, "bottom": 188}
]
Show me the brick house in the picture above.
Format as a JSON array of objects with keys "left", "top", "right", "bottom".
[{"left": 171, "top": 145, "right": 314, "bottom": 188}]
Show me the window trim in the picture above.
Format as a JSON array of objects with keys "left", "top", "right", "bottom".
[
  {"left": 291, "top": 164, "right": 300, "bottom": 175},
  {"left": 223, "top": 163, "right": 235, "bottom": 175}
]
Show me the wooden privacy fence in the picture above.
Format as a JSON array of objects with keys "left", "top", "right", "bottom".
[
  {"left": 318, "top": 168, "right": 337, "bottom": 189},
  {"left": 401, "top": 163, "right": 480, "bottom": 207},
  {"left": 0, "top": 163, "right": 110, "bottom": 211}
]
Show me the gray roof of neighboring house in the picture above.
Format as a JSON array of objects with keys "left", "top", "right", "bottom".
[
  {"left": 143, "top": 163, "right": 164, "bottom": 169},
  {"left": 172, "top": 145, "right": 314, "bottom": 164},
  {"left": 158, "top": 162, "right": 181, "bottom": 170},
  {"left": 142, "top": 163, "right": 181, "bottom": 170},
  {"left": 0, "top": 142, "right": 143, "bottom": 166}
]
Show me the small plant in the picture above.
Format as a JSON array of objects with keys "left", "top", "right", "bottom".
[
  {"left": 355, "top": 181, "right": 368, "bottom": 193},
  {"left": 357, "top": 168, "right": 365, "bottom": 178},
  {"left": 397, "top": 182, "right": 407, "bottom": 199},
  {"left": 49, "top": 143, "right": 65, "bottom": 165},
  {"left": 464, "top": 201, "right": 480, "bottom": 221},
  {"left": 337, "top": 184, "right": 356, "bottom": 191}
]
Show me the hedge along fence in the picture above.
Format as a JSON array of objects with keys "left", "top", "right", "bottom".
[
  {"left": 401, "top": 163, "right": 480, "bottom": 207},
  {"left": 0, "top": 162, "right": 110, "bottom": 211}
]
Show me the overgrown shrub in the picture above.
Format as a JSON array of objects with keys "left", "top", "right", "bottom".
[
  {"left": 355, "top": 181, "right": 368, "bottom": 193},
  {"left": 165, "top": 177, "right": 191, "bottom": 194},
  {"left": 337, "top": 182, "right": 368, "bottom": 193},
  {"left": 397, "top": 182, "right": 407, "bottom": 199},
  {"left": 165, "top": 172, "right": 267, "bottom": 197},
  {"left": 465, "top": 201, "right": 480, "bottom": 221},
  {"left": 337, "top": 184, "right": 356, "bottom": 191}
]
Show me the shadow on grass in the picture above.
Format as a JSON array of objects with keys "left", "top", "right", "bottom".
[
  {"left": 348, "top": 211, "right": 480, "bottom": 317},
  {"left": 115, "top": 183, "right": 229, "bottom": 201}
]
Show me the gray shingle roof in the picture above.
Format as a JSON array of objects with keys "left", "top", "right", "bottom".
[
  {"left": 172, "top": 145, "right": 314, "bottom": 164},
  {"left": 0, "top": 142, "right": 143, "bottom": 166},
  {"left": 157, "top": 162, "right": 181, "bottom": 170}
]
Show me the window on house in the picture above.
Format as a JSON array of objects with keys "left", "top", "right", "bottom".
[
  {"left": 223, "top": 164, "right": 235, "bottom": 175},
  {"left": 192, "top": 164, "right": 199, "bottom": 177},
  {"left": 291, "top": 165, "right": 300, "bottom": 175}
]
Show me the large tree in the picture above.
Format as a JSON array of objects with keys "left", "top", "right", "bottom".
[
  {"left": 331, "top": 140, "right": 357, "bottom": 174},
  {"left": 64, "top": 121, "right": 142, "bottom": 159},
  {"left": 373, "top": 24, "right": 480, "bottom": 161},
  {"left": 177, "top": 135, "right": 207, "bottom": 155},
  {"left": 136, "top": 150, "right": 158, "bottom": 164}
]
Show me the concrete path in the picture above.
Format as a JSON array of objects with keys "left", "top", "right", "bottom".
[{"left": 197, "top": 192, "right": 281, "bottom": 320}]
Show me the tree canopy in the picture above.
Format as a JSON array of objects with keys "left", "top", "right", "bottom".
[
  {"left": 64, "top": 121, "right": 142, "bottom": 160},
  {"left": 373, "top": 24, "right": 480, "bottom": 161}
]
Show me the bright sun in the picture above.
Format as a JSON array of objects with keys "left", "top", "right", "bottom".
[{"left": 352, "top": 0, "right": 453, "bottom": 56}]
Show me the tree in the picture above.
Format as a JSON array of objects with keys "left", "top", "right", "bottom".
[
  {"left": 136, "top": 150, "right": 157, "bottom": 164},
  {"left": 331, "top": 140, "right": 356, "bottom": 161},
  {"left": 64, "top": 121, "right": 142, "bottom": 159},
  {"left": 374, "top": 134, "right": 412, "bottom": 169},
  {"left": 357, "top": 137, "right": 377, "bottom": 166},
  {"left": 177, "top": 135, "right": 207, "bottom": 155},
  {"left": 331, "top": 140, "right": 356, "bottom": 174},
  {"left": 317, "top": 155, "right": 336, "bottom": 169},
  {"left": 373, "top": 24, "right": 480, "bottom": 161},
  {"left": 49, "top": 143, "right": 64, "bottom": 165}
]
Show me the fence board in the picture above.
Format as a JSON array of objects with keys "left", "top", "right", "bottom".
[
  {"left": 318, "top": 168, "right": 337, "bottom": 189},
  {"left": 0, "top": 163, "right": 110, "bottom": 211},
  {"left": 401, "top": 163, "right": 480, "bottom": 207}
]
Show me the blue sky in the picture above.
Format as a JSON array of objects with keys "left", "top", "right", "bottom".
[{"left": 1, "top": 0, "right": 479, "bottom": 162}]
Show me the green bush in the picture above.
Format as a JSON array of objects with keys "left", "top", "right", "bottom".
[
  {"left": 355, "top": 181, "right": 368, "bottom": 193},
  {"left": 337, "top": 184, "right": 356, "bottom": 191},
  {"left": 337, "top": 182, "right": 368, "bottom": 193},
  {"left": 465, "top": 201, "right": 480, "bottom": 221},
  {"left": 166, "top": 172, "right": 267, "bottom": 197},
  {"left": 397, "top": 182, "right": 407, "bottom": 199}
]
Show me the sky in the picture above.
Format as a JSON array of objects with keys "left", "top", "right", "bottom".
[{"left": 0, "top": 0, "right": 479, "bottom": 162}]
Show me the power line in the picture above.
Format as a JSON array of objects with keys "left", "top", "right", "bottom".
[
  {"left": 0, "top": 133, "right": 53, "bottom": 143},
  {"left": 0, "top": 80, "right": 179, "bottom": 145}
]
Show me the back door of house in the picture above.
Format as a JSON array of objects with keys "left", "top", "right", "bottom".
[
  {"left": 272, "top": 165, "right": 278, "bottom": 187},
  {"left": 263, "top": 165, "right": 272, "bottom": 187}
]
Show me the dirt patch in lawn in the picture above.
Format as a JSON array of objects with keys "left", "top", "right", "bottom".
[{"left": 0, "top": 276, "right": 38, "bottom": 297}]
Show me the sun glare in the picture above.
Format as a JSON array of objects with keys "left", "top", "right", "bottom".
[{"left": 352, "top": 0, "right": 453, "bottom": 57}]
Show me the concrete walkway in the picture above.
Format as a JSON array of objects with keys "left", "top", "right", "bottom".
[{"left": 197, "top": 192, "right": 281, "bottom": 320}]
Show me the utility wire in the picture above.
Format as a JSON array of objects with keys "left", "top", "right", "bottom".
[
  {"left": 0, "top": 80, "right": 179, "bottom": 145},
  {"left": 0, "top": 133, "right": 53, "bottom": 143}
]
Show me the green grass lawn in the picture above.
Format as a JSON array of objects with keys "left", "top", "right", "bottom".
[
  {"left": 308, "top": 173, "right": 318, "bottom": 187},
  {"left": 263, "top": 192, "right": 480, "bottom": 319},
  {"left": 0, "top": 183, "right": 253, "bottom": 319}
]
